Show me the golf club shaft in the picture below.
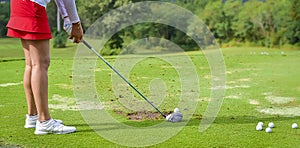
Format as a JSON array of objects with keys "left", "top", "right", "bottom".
[{"left": 82, "top": 40, "right": 166, "bottom": 118}]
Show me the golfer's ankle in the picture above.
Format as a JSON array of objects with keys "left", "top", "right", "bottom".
[
  {"left": 28, "top": 110, "right": 38, "bottom": 116},
  {"left": 38, "top": 118, "right": 51, "bottom": 123},
  {"left": 37, "top": 114, "right": 51, "bottom": 122}
]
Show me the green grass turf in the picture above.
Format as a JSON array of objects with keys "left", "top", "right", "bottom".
[{"left": 0, "top": 38, "right": 300, "bottom": 147}]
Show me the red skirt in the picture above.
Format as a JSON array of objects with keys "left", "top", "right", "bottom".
[{"left": 6, "top": 0, "right": 52, "bottom": 40}]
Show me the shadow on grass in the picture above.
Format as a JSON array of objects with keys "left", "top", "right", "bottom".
[
  {"left": 187, "top": 115, "right": 300, "bottom": 126},
  {"left": 74, "top": 115, "right": 300, "bottom": 133},
  {"left": 0, "top": 58, "right": 25, "bottom": 62}
]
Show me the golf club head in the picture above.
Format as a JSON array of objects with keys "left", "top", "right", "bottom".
[{"left": 166, "top": 112, "right": 183, "bottom": 122}]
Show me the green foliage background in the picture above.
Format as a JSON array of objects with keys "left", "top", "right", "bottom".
[{"left": 0, "top": 0, "right": 299, "bottom": 52}]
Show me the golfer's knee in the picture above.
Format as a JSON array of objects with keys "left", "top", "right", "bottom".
[
  {"left": 31, "top": 57, "right": 50, "bottom": 70},
  {"left": 25, "top": 58, "right": 32, "bottom": 70}
]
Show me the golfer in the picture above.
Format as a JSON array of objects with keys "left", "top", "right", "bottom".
[{"left": 6, "top": 0, "right": 83, "bottom": 135}]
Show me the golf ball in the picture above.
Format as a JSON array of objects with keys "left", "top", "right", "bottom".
[
  {"left": 174, "top": 108, "right": 180, "bottom": 113},
  {"left": 265, "top": 127, "right": 272, "bottom": 133},
  {"left": 256, "top": 125, "right": 263, "bottom": 131},
  {"left": 257, "top": 122, "right": 264, "bottom": 127},
  {"left": 268, "top": 122, "right": 275, "bottom": 128},
  {"left": 292, "top": 123, "right": 298, "bottom": 129}
]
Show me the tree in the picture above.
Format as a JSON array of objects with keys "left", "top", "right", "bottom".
[
  {"left": 286, "top": 0, "right": 300, "bottom": 45},
  {"left": 232, "top": 0, "right": 265, "bottom": 43},
  {"left": 0, "top": 2, "right": 10, "bottom": 37}
]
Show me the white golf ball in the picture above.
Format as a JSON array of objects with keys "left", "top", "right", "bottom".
[
  {"left": 256, "top": 125, "right": 263, "bottom": 131},
  {"left": 265, "top": 127, "right": 272, "bottom": 133},
  {"left": 174, "top": 108, "right": 180, "bottom": 113},
  {"left": 292, "top": 123, "right": 298, "bottom": 129},
  {"left": 257, "top": 122, "right": 264, "bottom": 127},
  {"left": 268, "top": 122, "right": 275, "bottom": 128}
]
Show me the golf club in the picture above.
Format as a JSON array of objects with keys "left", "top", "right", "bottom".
[{"left": 81, "top": 39, "right": 183, "bottom": 122}]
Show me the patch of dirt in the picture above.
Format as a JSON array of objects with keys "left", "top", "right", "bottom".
[
  {"left": 192, "top": 114, "right": 203, "bottom": 120},
  {"left": 114, "top": 110, "right": 204, "bottom": 121},
  {"left": 114, "top": 110, "right": 172, "bottom": 121}
]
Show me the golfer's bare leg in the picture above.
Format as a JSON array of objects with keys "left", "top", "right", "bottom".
[
  {"left": 26, "top": 39, "right": 51, "bottom": 122},
  {"left": 21, "top": 39, "right": 37, "bottom": 116}
]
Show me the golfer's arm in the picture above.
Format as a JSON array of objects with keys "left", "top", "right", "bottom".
[
  {"left": 54, "top": 0, "right": 68, "bottom": 18},
  {"left": 61, "top": 0, "right": 80, "bottom": 23}
]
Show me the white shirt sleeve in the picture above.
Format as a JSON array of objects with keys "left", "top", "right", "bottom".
[
  {"left": 54, "top": 0, "right": 68, "bottom": 18},
  {"left": 30, "top": 0, "right": 51, "bottom": 8},
  {"left": 61, "top": 0, "right": 80, "bottom": 23}
]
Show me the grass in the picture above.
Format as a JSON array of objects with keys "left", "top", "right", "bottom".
[{"left": 0, "top": 38, "right": 300, "bottom": 147}]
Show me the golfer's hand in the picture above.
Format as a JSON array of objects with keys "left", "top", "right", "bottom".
[{"left": 69, "top": 21, "right": 83, "bottom": 43}]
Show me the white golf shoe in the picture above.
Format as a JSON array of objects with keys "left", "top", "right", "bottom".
[
  {"left": 34, "top": 118, "right": 76, "bottom": 135},
  {"left": 24, "top": 114, "right": 62, "bottom": 128}
]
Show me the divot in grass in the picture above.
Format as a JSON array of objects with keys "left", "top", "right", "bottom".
[
  {"left": 49, "top": 94, "right": 77, "bottom": 111},
  {"left": 198, "top": 97, "right": 211, "bottom": 102},
  {"left": 55, "top": 84, "right": 73, "bottom": 90},
  {"left": 253, "top": 92, "right": 300, "bottom": 116},
  {"left": 227, "top": 78, "right": 251, "bottom": 84},
  {"left": 49, "top": 94, "right": 103, "bottom": 111},
  {"left": 226, "top": 71, "right": 233, "bottom": 74},
  {"left": 114, "top": 110, "right": 171, "bottom": 121},
  {"left": 265, "top": 96, "right": 295, "bottom": 105},
  {"left": 225, "top": 95, "right": 240, "bottom": 99},
  {"left": 249, "top": 100, "right": 260, "bottom": 105},
  {"left": 262, "top": 92, "right": 273, "bottom": 96},
  {"left": 0, "top": 81, "right": 22, "bottom": 87},
  {"left": 212, "top": 85, "right": 250, "bottom": 90},
  {"left": 226, "top": 68, "right": 260, "bottom": 74},
  {"left": 203, "top": 75, "right": 211, "bottom": 79},
  {"left": 238, "top": 78, "right": 251, "bottom": 82},
  {"left": 258, "top": 107, "right": 300, "bottom": 117}
]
